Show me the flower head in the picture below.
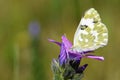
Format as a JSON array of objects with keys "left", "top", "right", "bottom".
[
  {"left": 49, "top": 35, "right": 104, "bottom": 80},
  {"left": 49, "top": 35, "right": 104, "bottom": 65}
]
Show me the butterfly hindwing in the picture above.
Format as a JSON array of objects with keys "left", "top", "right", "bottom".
[{"left": 73, "top": 8, "right": 108, "bottom": 52}]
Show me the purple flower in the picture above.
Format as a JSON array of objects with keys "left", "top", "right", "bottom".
[
  {"left": 29, "top": 21, "right": 40, "bottom": 38},
  {"left": 49, "top": 35, "right": 104, "bottom": 65},
  {"left": 49, "top": 35, "right": 104, "bottom": 77}
]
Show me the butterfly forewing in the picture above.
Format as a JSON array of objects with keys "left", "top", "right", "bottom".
[{"left": 73, "top": 8, "right": 108, "bottom": 52}]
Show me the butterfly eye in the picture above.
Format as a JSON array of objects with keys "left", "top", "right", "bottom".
[{"left": 80, "top": 25, "right": 88, "bottom": 30}]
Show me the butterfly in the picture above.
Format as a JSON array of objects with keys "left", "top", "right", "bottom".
[{"left": 72, "top": 8, "right": 108, "bottom": 53}]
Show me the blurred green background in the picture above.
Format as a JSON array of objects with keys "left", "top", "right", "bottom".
[{"left": 0, "top": 0, "right": 120, "bottom": 80}]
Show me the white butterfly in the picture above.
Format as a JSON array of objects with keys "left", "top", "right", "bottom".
[{"left": 72, "top": 8, "right": 108, "bottom": 53}]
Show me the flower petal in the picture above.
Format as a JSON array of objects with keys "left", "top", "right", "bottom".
[
  {"left": 61, "top": 35, "right": 72, "bottom": 51},
  {"left": 76, "top": 64, "right": 88, "bottom": 73},
  {"left": 86, "top": 55, "right": 104, "bottom": 61},
  {"left": 59, "top": 43, "right": 67, "bottom": 66},
  {"left": 59, "top": 35, "right": 73, "bottom": 66},
  {"left": 68, "top": 52, "right": 81, "bottom": 60},
  {"left": 48, "top": 39, "right": 61, "bottom": 46}
]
